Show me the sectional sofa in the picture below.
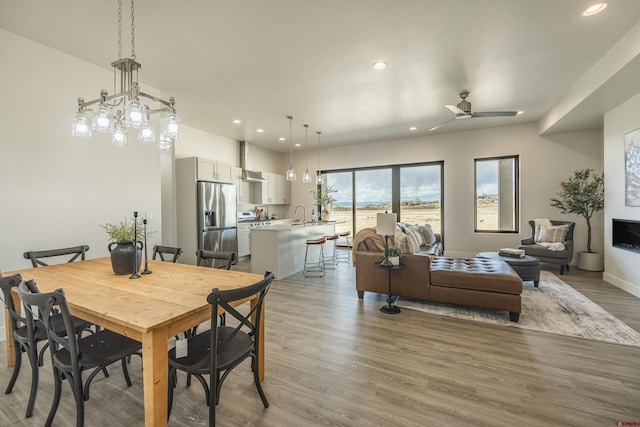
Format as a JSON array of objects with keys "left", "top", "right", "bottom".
[{"left": 352, "top": 227, "right": 524, "bottom": 321}]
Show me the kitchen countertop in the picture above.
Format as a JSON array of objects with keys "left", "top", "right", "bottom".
[{"left": 252, "top": 221, "right": 340, "bottom": 231}]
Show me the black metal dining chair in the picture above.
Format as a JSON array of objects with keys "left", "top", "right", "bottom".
[
  {"left": 152, "top": 245, "right": 183, "bottom": 263},
  {"left": 23, "top": 245, "right": 90, "bottom": 268},
  {"left": 18, "top": 280, "right": 143, "bottom": 427},
  {"left": 1, "top": 275, "right": 104, "bottom": 419},
  {"left": 168, "top": 271, "right": 274, "bottom": 426},
  {"left": 196, "top": 250, "right": 236, "bottom": 270}
]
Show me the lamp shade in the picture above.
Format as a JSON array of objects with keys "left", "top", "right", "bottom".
[{"left": 376, "top": 213, "right": 397, "bottom": 236}]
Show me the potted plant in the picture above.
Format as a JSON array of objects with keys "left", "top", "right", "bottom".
[
  {"left": 388, "top": 246, "right": 401, "bottom": 266},
  {"left": 101, "top": 217, "right": 153, "bottom": 274},
  {"left": 310, "top": 185, "right": 337, "bottom": 221},
  {"left": 550, "top": 168, "right": 604, "bottom": 271}
]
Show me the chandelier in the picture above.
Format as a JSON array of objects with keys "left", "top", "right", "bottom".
[{"left": 70, "top": 0, "right": 181, "bottom": 149}]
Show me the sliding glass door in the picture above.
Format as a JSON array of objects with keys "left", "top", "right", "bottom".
[
  {"left": 323, "top": 161, "right": 443, "bottom": 238},
  {"left": 399, "top": 164, "right": 442, "bottom": 234},
  {"left": 354, "top": 168, "right": 392, "bottom": 232}
]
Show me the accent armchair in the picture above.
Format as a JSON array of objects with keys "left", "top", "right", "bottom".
[{"left": 519, "top": 220, "right": 575, "bottom": 274}]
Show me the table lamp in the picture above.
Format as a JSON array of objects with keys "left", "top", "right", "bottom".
[{"left": 376, "top": 212, "right": 397, "bottom": 267}]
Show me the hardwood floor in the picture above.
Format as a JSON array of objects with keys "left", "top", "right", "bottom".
[{"left": 1, "top": 260, "right": 639, "bottom": 426}]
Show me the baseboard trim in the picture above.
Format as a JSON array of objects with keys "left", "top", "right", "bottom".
[{"left": 603, "top": 272, "right": 640, "bottom": 299}]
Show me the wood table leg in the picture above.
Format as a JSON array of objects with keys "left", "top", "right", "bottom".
[
  {"left": 4, "top": 292, "right": 21, "bottom": 367},
  {"left": 142, "top": 330, "right": 169, "bottom": 427},
  {"left": 251, "top": 296, "right": 265, "bottom": 381}
]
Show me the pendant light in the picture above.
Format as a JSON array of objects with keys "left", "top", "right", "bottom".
[
  {"left": 302, "top": 124, "right": 311, "bottom": 183},
  {"left": 286, "top": 115, "right": 296, "bottom": 181},
  {"left": 316, "top": 131, "right": 323, "bottom": 184}
]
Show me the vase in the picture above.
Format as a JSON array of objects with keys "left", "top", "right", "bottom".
[
  {"left": 390, "top": 256, "right": 400, "bottom": 266},
  {"left": 108, "top": 241, "right": 143, "bottom": 275},
  {"left": 577, "top": 251, "right": 603, "bottom": 271},
  {"left": 321, "top": 208, "right": 330, "bottom": 221}
]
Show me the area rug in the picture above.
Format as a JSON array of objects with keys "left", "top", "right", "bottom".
[{"left": 396, "top": 271, "right": 640, "bottom": 348}]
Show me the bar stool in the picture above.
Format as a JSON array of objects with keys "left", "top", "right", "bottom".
[
  {"left": 335, "top": 231, "right": 351, "bottom": 264},
  {"left": 304, "top": 237, "right": 326, "bottom": 277},
  {"left": 323, "top": 234, "right": 339, "bottom": 270}
]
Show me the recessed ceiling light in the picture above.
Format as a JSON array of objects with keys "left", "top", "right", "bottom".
[
  {"left": 279, "top": 137, "right": 286, "bottom": 141},
  {"left": 583, "top": 2, "right": 607, "bottom": 16},
  {"left": 409, "top": 126, "right": 417, "bottom": 131},
  {"left": 232, "top": 119, "right": 241, "bottom": 124},
  {"left": 372, "top": 61, "right": 387, "bottom": 70},
  {"left": 294, "top": 143, "right": 301, "bottom": 147},
  {"left": 517, "top": 111, "right": 524, "bottom": 115},
  {"left": 256, "top": 129, "right": 264, "bottom": 133}
]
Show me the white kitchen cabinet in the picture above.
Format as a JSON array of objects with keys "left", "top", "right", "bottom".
[
  {"left": 238, "top": 223, "right": 251, "bottom": 257},
  {"left": 254, "top": 172, "right": 290, "bottom": 205},
  {"left": 276, "top": 174, "right": 290, "bottom": 204},
  {"left": 233, "top": 167, "right": 247, "bottom": 203},
  {"left": 197, "top": 158, "right": 232, "bottom": 183}
]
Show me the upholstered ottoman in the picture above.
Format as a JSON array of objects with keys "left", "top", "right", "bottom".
[
  {"left": 476, "top": 251, "right": 540, "bottom": 286},
  {"left": 429, "top": 257, "right": 524, "bottom": 321}
]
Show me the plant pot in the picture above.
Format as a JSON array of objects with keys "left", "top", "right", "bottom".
[
  {"left": 108, "top": 241, "right": 143, "bottom": 275},
  {"left": 390, "top": 256, "right": 400, "bottom": 266},
  {"left": 577, "top": 251, "right": 603, "bottom": 272},
  {"left": 321, "top": 208, "right": 330, "bottom": 221}
]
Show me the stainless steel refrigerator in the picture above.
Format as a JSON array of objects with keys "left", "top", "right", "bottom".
[{"left": 197, "top": 181, "right": 237, "bottom": 268}]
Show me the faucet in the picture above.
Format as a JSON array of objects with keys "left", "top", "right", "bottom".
[{"left": 294, "top": 205, "right": 306, "bottom": 224}]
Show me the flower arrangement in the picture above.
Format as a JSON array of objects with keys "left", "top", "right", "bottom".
[
  {"left": 101, "top": 217, "right": 154, "bottom": 243},
  {"left": 310, "top": 185, "right": 338, "bottom": 208},
  {"left": 388, "top": 246, "right": 402, "bottom": 257}
]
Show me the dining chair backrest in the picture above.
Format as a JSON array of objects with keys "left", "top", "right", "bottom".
[
  {"left": 0, "top": 274, "right": 25, "bottom": 339},
  {"left": 152, "top": 245, "right": 183, "bottom": 263},
  {"left": 196, "top": 250, "right": 236, "bottom": 270},
  {"left": 23, "top": 245, "right": 90, "bottom": 268},
  {"left": 17, "top": 282, "right": 78, "bottom": 367}
]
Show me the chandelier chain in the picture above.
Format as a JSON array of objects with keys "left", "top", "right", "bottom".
[
  {"left": 117, "top": 0, "right": 122, "bottom": 59},
  {"left": 130, "top": 0, "right": 136, "bottom": 60}
]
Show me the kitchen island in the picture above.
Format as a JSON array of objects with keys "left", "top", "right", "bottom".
[{"left": 250, "top": 222, "right": 336, "bottom": 278}]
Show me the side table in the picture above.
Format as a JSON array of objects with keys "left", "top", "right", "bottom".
[{"left": 375, "top": 262, "right": 405, "bottom": 314}]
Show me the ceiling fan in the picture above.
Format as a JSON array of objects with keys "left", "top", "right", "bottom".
[{"left": 429, "top": 91, "right": 520, "bottom": 131}]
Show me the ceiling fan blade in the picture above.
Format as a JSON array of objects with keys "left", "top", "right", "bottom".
[
  {"left": 429, "top": 118, "right": 456, "bottom": 131},
  {"left": 445, "top": 104, "right": 465, "bottom": 115},
  {"left": 472, "top": 111, "right": 519, "bottom": 118}
]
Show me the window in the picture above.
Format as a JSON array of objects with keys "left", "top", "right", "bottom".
[
  {"left": 474, "top": 155, "right": 519, "bottom": 233},
  {"left": 325, "top": 171, "right": 353, "bottom": 235},
  {"left": 400, "top": 164, "right": 442, "bottom": 234},
  {"left": 322, "top": 161, "right": 443, "bottom": 237}
]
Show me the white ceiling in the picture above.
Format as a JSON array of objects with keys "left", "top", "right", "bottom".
[{"left": 2, "top": 0, "right": 640, "bottom": 152}]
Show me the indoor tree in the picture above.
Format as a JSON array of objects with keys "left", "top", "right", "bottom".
[{"left": 550, "top": 168, "right": 604, "bottom": 253}]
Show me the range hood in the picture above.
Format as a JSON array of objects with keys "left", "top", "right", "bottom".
[{"left": 239, "top": 141, "right": 266, "bottom": 183}]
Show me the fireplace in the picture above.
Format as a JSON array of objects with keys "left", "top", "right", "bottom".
[{"left": 612, "top": 219, "right": 640, "bottom": 254}]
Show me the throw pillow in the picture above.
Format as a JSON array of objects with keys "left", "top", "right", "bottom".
[
  {"left": 538, "top": 225, "right": 568, "bottom": 243},
  {"left": 418, "top": 224, "right": 436, "bottom": 245},
  {"left": 405, "top": 224, "right": 425, "bottom": 246},
  {"left": 394, "top": 230, "right": 420, "bottom": 254}
]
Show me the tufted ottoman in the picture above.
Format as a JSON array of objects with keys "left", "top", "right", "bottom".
[{"left": 429, "top": 257, "right": 524, "bottom": 321}]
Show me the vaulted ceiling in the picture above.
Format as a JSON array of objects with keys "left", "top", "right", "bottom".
[{"left": 2, "top": 0, "right": 640, "bottom": 152}]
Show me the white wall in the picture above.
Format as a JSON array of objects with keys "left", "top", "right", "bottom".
[
  {"left": 287, "top": 123, "right": 603, "bottom": 259},
  {"left": 603, "top": 92, "right": 640, "bottom": 298},
  {"left": 0, "top": 29, "right": 165, "bottom": 267}
]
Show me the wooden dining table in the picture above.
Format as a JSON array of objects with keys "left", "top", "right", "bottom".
[{"left": 4, "top": 257, "right": 267, "bottom": 426}]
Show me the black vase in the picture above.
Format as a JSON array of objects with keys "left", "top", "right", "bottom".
[{"left": 108, "top": 241, "right": 143, "bottom": 275}]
